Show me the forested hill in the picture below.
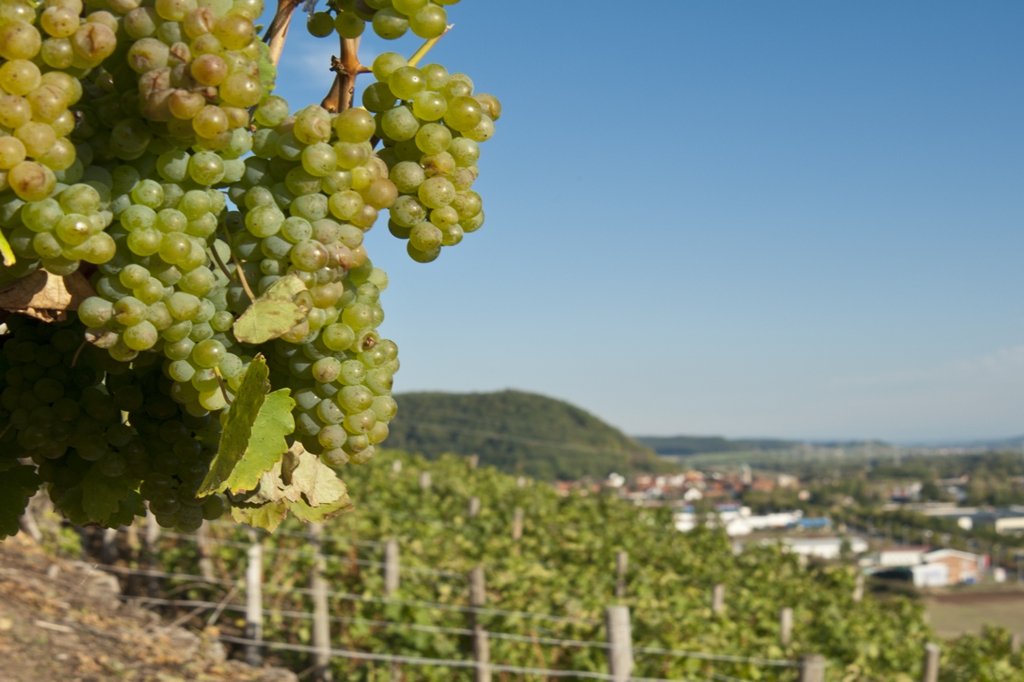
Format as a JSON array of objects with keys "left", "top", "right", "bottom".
[
  {"left": 387, "top": 390, "right": 668, "bottom": 480},
  {"left": 636, "top": 435, "right": 798, "bottom": 456}
]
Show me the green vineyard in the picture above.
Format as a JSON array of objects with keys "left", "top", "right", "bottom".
[{"left": 123, "top": 451, "right": 1024, "bottom": 681}]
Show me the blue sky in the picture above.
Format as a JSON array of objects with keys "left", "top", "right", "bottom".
[{"left": 263, "top": 2, "right": 1024, "bottom": 442}]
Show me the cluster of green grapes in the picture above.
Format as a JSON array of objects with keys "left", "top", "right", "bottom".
[
  {"left": 119, "top": 0, "right": 270, "bottom": 147},
  {"left": 265, "top": 259, "right": 399, "bottom": 467},
  {"left": 309, "top": 0, "right": 458, "bottom": 43},
  {"left": 365, "top": 52, "right": 496, "bottom": 262},
  {"left": 0, "top": 313, "right": 226, "bottom": 531},
  {"left": 6, "top": 175, "right": 117, "bottom": 279},
  {"left": 226, "top": 96, "right": 401, "bottom": 465},
  {"left": 75, "top": 164, "right": 249, "bottom": 417},
  {"left": 117, "top": 352, "right": 225, "bottom": 530},
  {"left": 0, "top": 0, "right": 115, "bottom": 204},
  {"left": 229, "top": 98, "right": 395, "bottom": 281},
  {"left": 0, "top": 0, "right": 495, "bottom": 533}
]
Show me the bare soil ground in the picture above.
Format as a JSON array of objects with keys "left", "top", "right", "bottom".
[
  {"left": 925, "top": 589, "right": 1024, "bottom": 639},
  {"left": 0, "top": 532, "right": 297, "bottom": 682}
]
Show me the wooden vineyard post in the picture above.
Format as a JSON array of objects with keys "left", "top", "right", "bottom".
[
  {"left": 468, "top": 496, "right": 481, "bottom": 518},
  {"left": 384, "top": 540, "right": 400, "bottom": 595},
  {"left": 468, "top": 454, "right": 479, "bottom": 469},
  {"left": 799, "top": 654, "right": 826, "bottom": 682},
  {"left": 922, "top": 643, "right": 940, "bottom": 682},
  {"left": 712, "top": 583, "right": 725, "bottom": 615},
  {"left": 605, "top": 605, "right": 633, "bottom": 681},
  {"left": 310, "top": 523, "right": 333, "bottom": 682},
  {"left": 419, "top": 471, "right": 431, "bottom": 490},
  {"left": 144, "top": 509, "right": 161, "bottom": 597},
  {"left": 469, "top": 566, "right": 490, "bottom": 682},
  {"left": 245, "top": 539, "right": 264, "bottom": 666},
  {"left": 196, "top": 521, "right": 215, "bottom": 581},
  {"left": 125, "top": 523, "right": 140, "bottom": 593},
  {"left": 779, "top": 607, "right": 793, "bottom": 645},
  {"left": 18, "top": 508, "right": 42, "bottom": 543},
  {"left": 615, "top": 551, "right": 628, "bottom": 599},
  {"left": 853, "top": 572, "right": 865, "bottom": 602},
  {"left": 102, "top": 527, "right": 118, "bottom": 564},
  {"left": 512, "top": 507, "right": 524, "bottom": 541}
]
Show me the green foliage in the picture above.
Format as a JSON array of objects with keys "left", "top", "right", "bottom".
[
  {"left": 386, "top": 390, "right": 668, "bottom": 480},
  {"left": 201, "top": 356, "right": 276, "bottom": 496},
  {"left": 942, "top": 626, "right": 1024, "bottom": 682},
  {"left": 0, "top": 463, "right": 42, "bottom": 538},
  {"left": 142, "top": 451, "right": 1024, "bottom": 681}
]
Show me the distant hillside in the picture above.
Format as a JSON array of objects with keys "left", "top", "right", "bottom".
[
  {"left": 387, "top": 390, "right": 668, "bottom": 480},
  {"left": 636, "top": 435, "right": 798, "bottom": 457}
]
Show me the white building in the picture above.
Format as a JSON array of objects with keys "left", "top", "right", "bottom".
[
  {"left": 782, "top": 536, "right": 868, "bottom": 560},
  {"left": 909, "top": 562, "right": 948, "bottom": 587},
  {"left": 876, "top": 546, "right": 930, "bottom": 568},
  {"left": 674, "top": 508, "right": 804, "bottom": 537}
]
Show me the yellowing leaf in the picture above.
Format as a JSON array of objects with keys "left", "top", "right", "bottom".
[
  {"left": 230, "top": 501, "right": 288, "bottom": 532},
  {"left": 289, "top": 495, "right": 354, "bottom": 524},
  {"left": 0, "top": 229, "right": 15, "bottom": 266},
  {"left": 232, "top": 274, "right": 311, "bottom": 344},
  {"left": 277, "top": 445, "right": 349, "bottom": 506},
  {"left": 226, "top": 444, "right": 353, "bottom": 531}
]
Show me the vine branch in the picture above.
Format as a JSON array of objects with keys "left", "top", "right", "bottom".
[
  {"left": 264, "top": 0, "right": 303, "bottom": 67},
  {"left": 321, "top": 35, "right": 369, "bottom": 113}
]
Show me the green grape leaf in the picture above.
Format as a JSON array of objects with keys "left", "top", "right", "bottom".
[
  {"left": 220, "top": 388, "right": 296, "bottom": 494},
  {"left": 53, "top": 486, "right": 87, "bottom": 526},
  {"left": 0, "top": 463, "right": 41, "bottom": 538},
  {"left": 227, "top": 445, "right": 353, "bottom": 531},
  {"left": 0, "top": 457, "right": 25, "bottom": 473},
  {"left": 81, "top": 466, "right": 131, "bottom": 525},
  {"left": 232, "top": 274, "right": 310, "bottom": 344},
  {"left": 199, "top": 355, "right": 273, "bottom": 496},
  {"left": 104, "top": 490, "right": 147, "bottom": 528}
]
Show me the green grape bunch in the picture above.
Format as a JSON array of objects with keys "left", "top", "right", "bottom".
[
  {"left": 365, "top": 51, "right": 496, "bottom": 263},
  {"left": 0, "top": 0, "right": 500, "bottom": 536},
  {"left": 308, "top": 0, "right": 460, "bottom": 43}
]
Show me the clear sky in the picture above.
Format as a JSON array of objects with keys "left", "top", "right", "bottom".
[{"left": 263, "top": 1, "right": 1024, "bottom": 443}]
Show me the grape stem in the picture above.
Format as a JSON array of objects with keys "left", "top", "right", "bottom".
[
  {"left": 219, "top": 228, "right": 256, "bottom": 302},
  {"left": 70, "top": 338, "right": 88, "bottom": 367},
  {"left": 264, "top": 0, "right": 302, "bottom": 67},
  {"left": 209, "top": 245, "right": 241, "bottom": 287},
  {"left": 213, "top": 367, "right": 233, "bottom": 406},
  {"left": 231, "top": 250, "right": 257, "bottom": 302},
  {"left": 321, "top": 35, "right": 370, "bottom": 113},
  {"left": 407, "top": 24, "right": 454, "bottom": 68}
]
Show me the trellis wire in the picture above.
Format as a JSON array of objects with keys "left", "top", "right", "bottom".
[
  {"left": 217, "top": 634, "right": 722, "bottom": 682},
  {"left": 110, "top": 571, "right": 799, "bottom": 668}
]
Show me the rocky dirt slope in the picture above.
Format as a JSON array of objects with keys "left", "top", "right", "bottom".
[{"left": 0, "top": 532, "right": 297, "bottom": 682}]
